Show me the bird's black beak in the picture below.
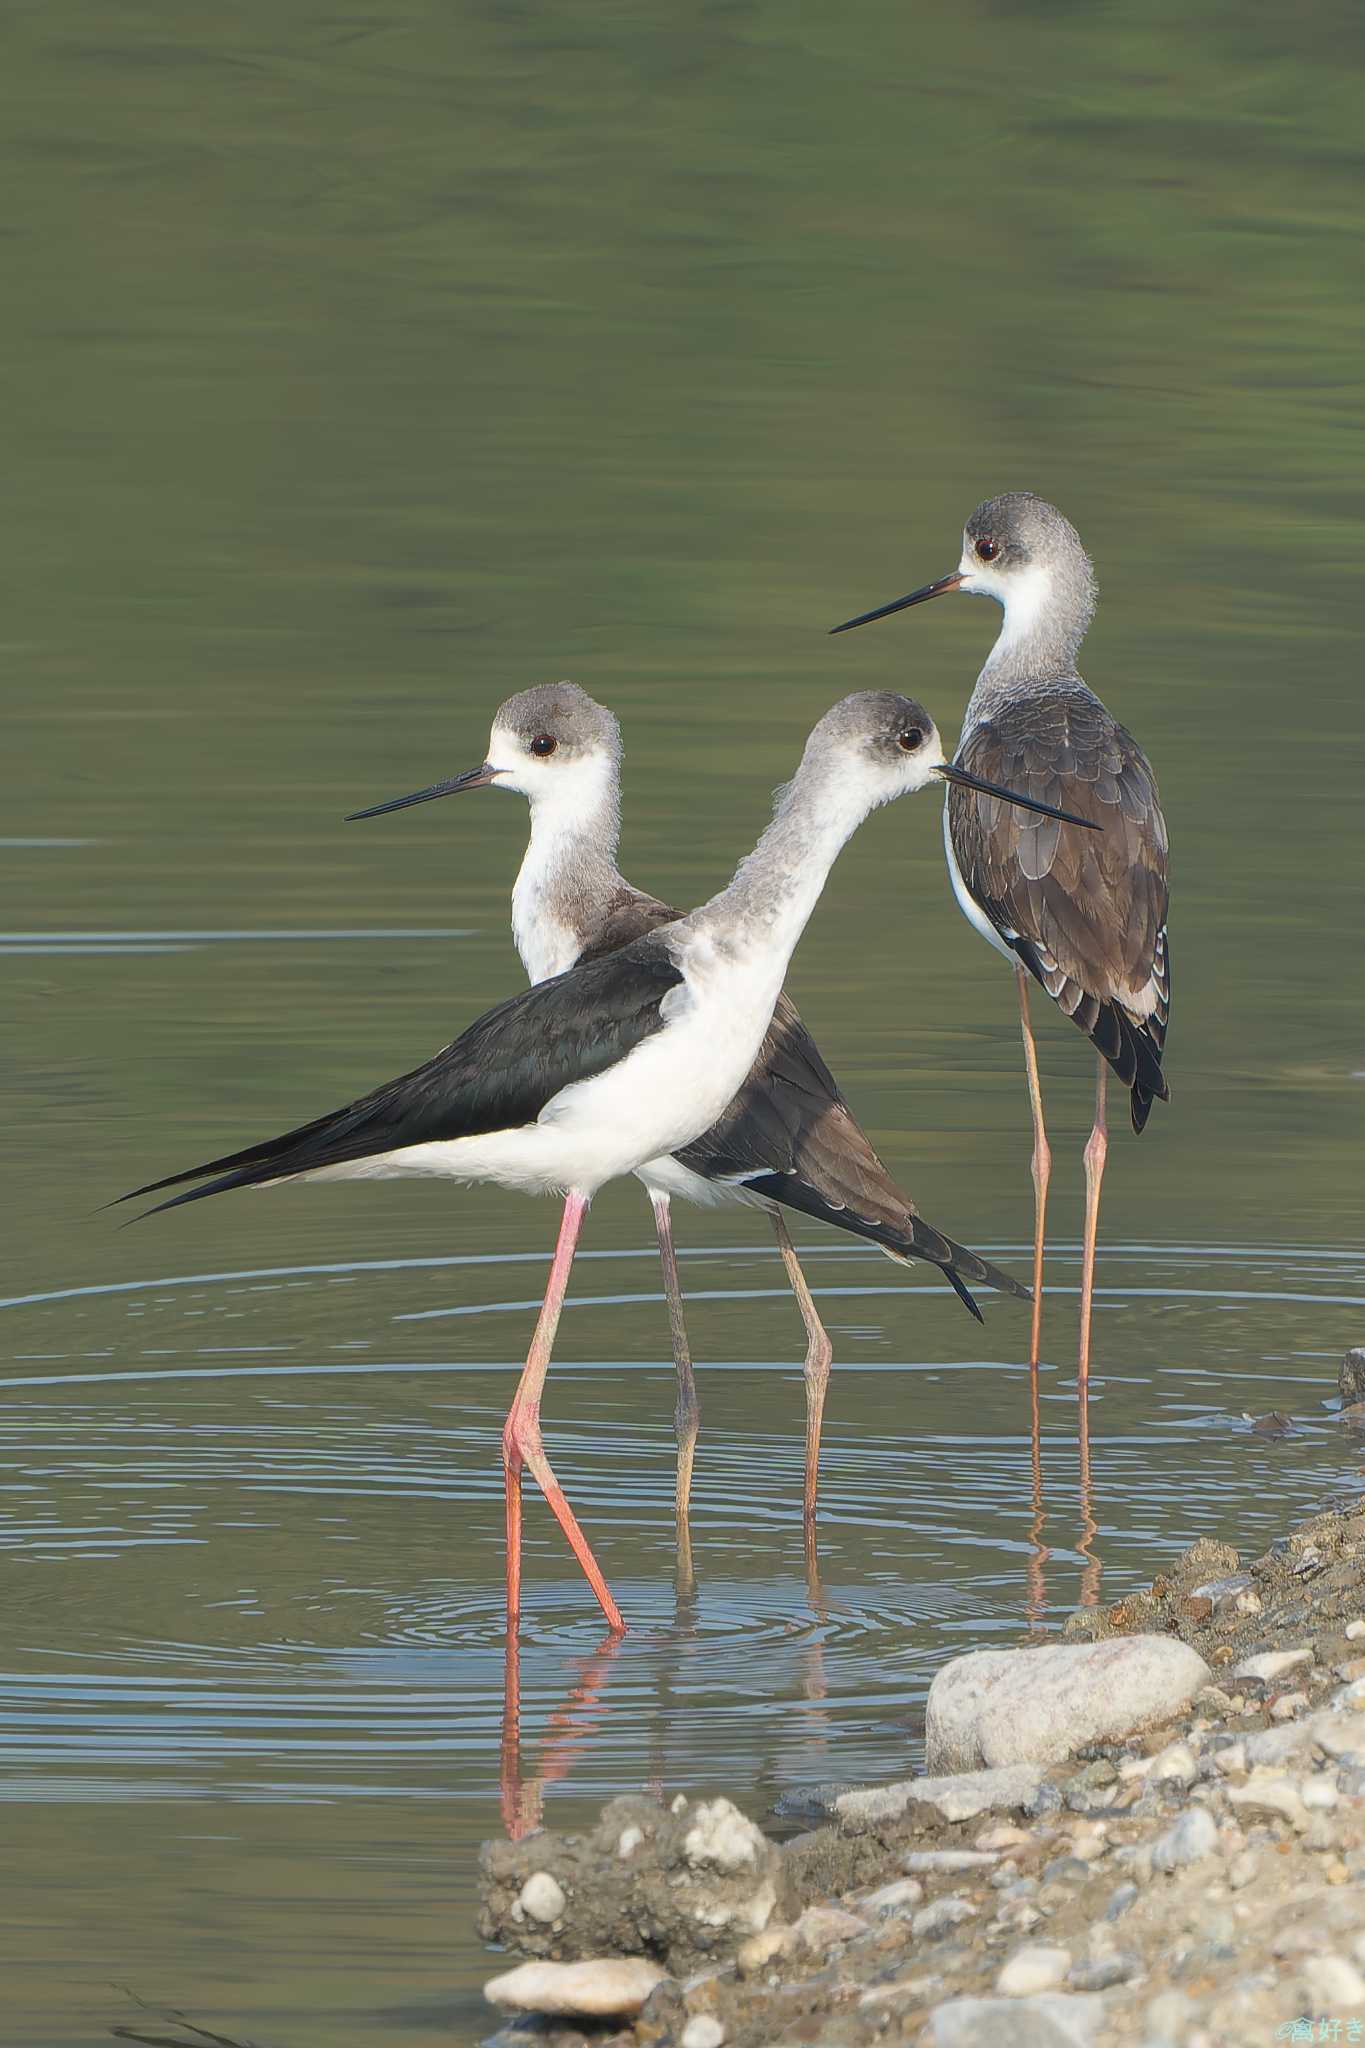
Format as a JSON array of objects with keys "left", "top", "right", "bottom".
[
  {"left": 935, "top": 762, "right": 1101, "bottom": 832},
  {"left": 345, "top": 764, "right": 499, "bottom": 822},
  {"left": 829, "top": 571, "right": 963, "bottom": 636}
]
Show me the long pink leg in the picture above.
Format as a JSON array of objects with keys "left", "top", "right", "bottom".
[
  {"left": 1077, "top": 1056, "right": 1108, "bottom": 1390},
  {"left": 771, "top": 1212, "right": 834, "bottom": 1537},
  {"left": 1016, "top": 962, "right": 1051, "bottom": 1369},
  {"left": 503, "top": 1191, "right": 625, "bottom": 1634},
  {"left": 650, "top": 1193, "right": 701, "bottom": 1529}
]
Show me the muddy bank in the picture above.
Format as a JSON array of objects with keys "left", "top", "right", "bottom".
[{"left": 478, "top": 1491, "right": 1365, "bottom": 2047}]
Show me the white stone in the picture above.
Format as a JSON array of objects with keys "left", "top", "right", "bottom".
[
  {"left": 617, "top": 1825, "right": 644, "bottom": 1859},
  {"left": 904, "top": 1848, "right": 999, "bottom": 1872},
  {"left": 835, "top": 1763, "right": 1045, "bottom": 1830},
  {"left": 1231, "top": 1645, "right": 1313, "bottom": 1683},
  {"left": 912, "top": 1895, "right": 978, "bottom": 1939},
  {"left": 861, "top": 1876, "right": 924, "bottom": 1913},
  {"left": 671, "top": 1793, "right": 688, "bottom": 1815},
  {"left": 1150, "top": 1804, "right": 1218, "bottom": 1871},
  {"left": 517, "top": 1871, "right": 566, "bottom": 1924},
  {"left": 735, "top": 1927, "right": 786, "bottom": 1975},
  {"left": 997, "top": 1946, "right": 1073, "bottom": 1996},
  {"left": 1346, "top": 1619, "right": 1365, "bottom": 1640},
  {"left": 1227, "top": 1771, "right": 1309, "bottom": 1831},
  {"left": 929, "top": 1992, "right": 1104, "bottom": 2046},
  {"left": 1303, "top": 1954, "right": 1365, "bottom": 2009},
  {"left": 976, "top": 1823, "right": 1027, "bottom": 1851},
  {"left": 1148, "top": 1740, "right": 1199, "bottom": 1785},
  {"left": 1304, "top": 1776, "right": 1340, "bottom": 1809},
  {"left": 1271, "top": 1691, "right": 1309, "bottom": 1721},
  {"left": 682, "top": 1798, "right": 763, "bottom": 1872},
  {"left": 790, "top": 1904, "right": 868, "bottom": 1951},
  {"left": 484, "top": 1957, "right": 669, "bottom": 2016},
  {"left": 681, "top": 2018, "right": 726, "bottom": 2048},
  {"left": 924, "top": 1635, "right": 1212, "bottom": 1773}
]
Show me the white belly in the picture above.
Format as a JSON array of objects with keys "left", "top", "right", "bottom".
[
  {"left": 635, "top": 1152, "right": 771, "bottom": 1212},
  {"left": 305, "top": 958, "right": 782, "bottom": 1202},
  {"left": 943, "top": 795, "right": 1015, "bottom": 963}
]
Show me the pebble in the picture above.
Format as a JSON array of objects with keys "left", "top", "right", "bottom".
[
  {"left": 790, "top": 1904, "right": 868, "bottom": 1951},
  {"left": 682, "top": 1798, "right": 763, "bottom": 1872},
  {"left": 1314, "top": 1712, "right": 1365, "bottom": 1758},
  {"left": 912, "top": 1895, "right": 978, "bottom": 1940},
  {"left": 924, "top": 1636, "right": 1211, "bottom": 1773},
  {"left": 1227, "top": 1771, "right": 1310, "bottom": 1831},
  {"left": 1339, "top": 1347, "right": 1365, "bottom": 1402},
  {"left": 617, "top": 1825, "right": 644, "bottom": 1859},
  {"left": 904, "top": 1849, "right": 999, "bottom": 1872},
  {"left": 835, "top": 1763, "right": 1045, "bottom": 1830},
  {"left": 1148, "top": 1740, "right": 1200, "bottom": 1786},
  {"left": 681, "top": 2018, "right": 725, "bottom": 2048},
  {"left": 1227, "top": 1849, "right": 1258, "bottom": 1890},
  {"left": 976, "top": 1824, "right": 1027, "bottom": 1851},
  {"left": 929, "top": 1992, "right": 1104, "bottom": 2046},
  {"left": 734, "top": 1928, "right": 785, "bottom": 1976},
  {"left": 517, "top": 1871, "right": 566, "bottom": 1924},
  {"left": 1303, "top": 1953, "right": 1365, "bottom": 2009},
  {"left": 1103, "top": 1881, "right": 1139, "bottom": 1919},
  {"left": 1230, "top": 1646, "right": 1312, "bottom": 1683},
  {"left": 1345, "top": 1618, "right": 1365, "bottom": 1641},
  {"left": 1303, "top": 1776, "right": 1340, "bottom": 1810},
  {"left": 1041, "top": 1855, "right": 1092, "bottom": 1885},
  {"left": 484, "top": 1957, "right": 669, "bottom": 2016},
  {"left": 1270, "top": 1690, "right": 1309, "bottom": 1721},
  {"left": 861, "top": 1876, "right": 924, "bottom": 1915},
  {"left": 1068, "top": 1952, "right": 1138, "bottom": 1991},
  {"left": 997, "top": 1945, "right": 1072, "bottom": 1996},
  {"left": 1213, "top": 1739, "right": 1249, "bottom": 1775},
  {"left": 1150, "top": 1804, "right": 1219, "bottom": 1871},
  {"left": 1337, "top": 1656, "right": 1365, "bottom": 1682}
]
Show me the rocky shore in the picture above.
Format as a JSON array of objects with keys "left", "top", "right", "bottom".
[{"left": 477, "top": 1477, "right": 1365, "bottom": 2048}]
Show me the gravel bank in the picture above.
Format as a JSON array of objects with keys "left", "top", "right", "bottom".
[{"left": 479, "top": 1493, "right": 1365, "bottom": 2047}]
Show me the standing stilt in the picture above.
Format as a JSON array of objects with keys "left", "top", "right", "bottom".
[
  {"left": 1077, "top": 1058, "right": 1108, "bottom": 1388},
  {"left": 651, "top": 1192, "right": 701, "bottom": 1529},
  {"left": 770, "top": 1211, "right": 834, "bottom": 1534},
  {"left": 1016, "top": 961, "right": 1051, "bottom": 1369},
  {"left": 503, "top": 1191, "right": 625, "bottom": 1635}
]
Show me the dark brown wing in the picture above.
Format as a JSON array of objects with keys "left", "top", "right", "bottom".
[
  {"left": 677, "top": 992, "right": 1028, "bottom": 1311},
  {"left": 949, "top": 687, "right": 1170, "bottom": 1132}
]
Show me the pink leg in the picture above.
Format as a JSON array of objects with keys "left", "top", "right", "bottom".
[
  {"left": 503, "top": 1191, "right": 625, "bottom": 1635},
  {"left": 1077, "top": 1056, "right": 1108, "bottom": 1390},
  {"left": 1016, "top": 961, "right": 1051, "bottom": 1370},
  {"left": 771, "top": 1211, "right": 834, "bottom": 1537},
  {"left": 650, "top": 1193, "right": 701, "bottom": 1529}
]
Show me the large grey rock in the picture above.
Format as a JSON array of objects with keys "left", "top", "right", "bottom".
[
  {"left": 929, "top": 1992, "right": 1104, "bottom": 2046},
  {"left": 925, "top": 1635, "right": 1211, "bottom": 1772},
  {"left": 835, "top": 1763, "right": 1046, "bottom": 1832},
  {"left": 484, "top": 1956, "right": 669, "bottom": 2015}
]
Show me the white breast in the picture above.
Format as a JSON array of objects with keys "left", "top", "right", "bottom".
[{"left": 943, "top": 795, "right": 1016, "bottom": 963}]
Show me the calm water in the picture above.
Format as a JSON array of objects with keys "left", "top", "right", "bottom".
[{"left": 5, "top": 6, "right": 1364, "bottom": 2045}]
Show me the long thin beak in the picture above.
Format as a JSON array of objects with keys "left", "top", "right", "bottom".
[
  {"left": 936, "top": 762, "right": 1101, "bottom": 832},
  {"left": 829, "top": 571, "right": 963, "bottom": 636},
  {"left": 344, "top": 764, "right": 498, "bottom": 822}
]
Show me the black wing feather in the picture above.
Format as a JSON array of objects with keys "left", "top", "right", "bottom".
[{"left": 122, "top": 940, "right": 686, "bottom": 1216}]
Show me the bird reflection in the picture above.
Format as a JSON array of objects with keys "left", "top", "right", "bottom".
[
  {"left": 1025, "top": 1362, "right": 1051, "bottom": 1628},
  {"left": 500, "top": 1626, "right": 624, "bottom": 1840}
]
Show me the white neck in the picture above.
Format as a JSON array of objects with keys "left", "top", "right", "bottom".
[
  {"left": 682, "top": 755, "right": 885, "bottom": 999},
  {"left": 509, "top": 759, "right": 622, "bottom": 985}
]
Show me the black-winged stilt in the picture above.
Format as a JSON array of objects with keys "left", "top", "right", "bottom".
[
  {"left": 125, "top": 691, "right": 1094, "bottom": 1633},
  {"left": 831, "top": 493, "right": 1170, "bottom": 1394}
]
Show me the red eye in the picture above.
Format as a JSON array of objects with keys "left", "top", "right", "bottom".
[{"left": 976, "top": 537, "right": 999, "bottom": 562}]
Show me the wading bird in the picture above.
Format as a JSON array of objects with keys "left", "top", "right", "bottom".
[
  {"left": 348, "top": 682, "right": 1070, "bottom": 1545},
  {"left": 832, "top": 493, "right": 1170, "bottom": 1388},
  {"left": 124, "top": 694, "right": 1082, "bottom": 1634}
]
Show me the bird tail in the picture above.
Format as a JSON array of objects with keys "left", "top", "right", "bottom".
[{"left": 739, "top": 1169, "right": 1030, "bottom": 1325}]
